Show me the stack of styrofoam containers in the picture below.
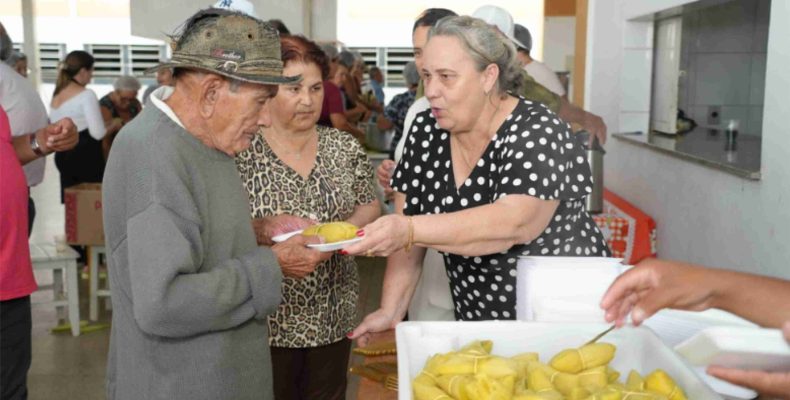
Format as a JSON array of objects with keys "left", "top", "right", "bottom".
[
  {"left": 396, "top": 321, "right": 723, "bottom": 400},
  {"left": 515, "top": 256, "right": 626, "bottom": 322}
]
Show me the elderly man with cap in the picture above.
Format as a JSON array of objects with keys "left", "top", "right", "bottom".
[
  {"left": 513, "top": 23, "right": 566, "bottom": 97},
  {"left": 471, "top": 5, "right": 604, "bottom": 142},
  {"left": 102, "top": 9, "right": 320, "bottom": 400}
]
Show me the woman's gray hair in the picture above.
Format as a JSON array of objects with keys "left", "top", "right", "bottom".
[
  {"left": 429, "top": 15, "right": 523, "bottom": 95},
  {"left": 113, "top": 75, "right": 142, "bottom": 91},
  {"left": 319, "top": 43, "right": 339, "bottom": 60},
  {"left": 403, "top": 61, "right": 420, "bottom": 87},
  {"left": 336, "top": 50, "right": 355, "bottom": 69}
]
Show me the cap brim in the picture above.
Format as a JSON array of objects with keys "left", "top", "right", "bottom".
[
  {"left": 145, "top": 62, "right": 301, "bottom": 85},
  {"left": 508, "top": 36, "right": 528, "bottom": 52}
]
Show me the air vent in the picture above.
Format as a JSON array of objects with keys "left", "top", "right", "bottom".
[
  {"left": 347, "top": 47, "right": 414, "bottom": 88},
  {"left": 39, "top": 43, "right": 67, "bottom": 82},
  {"left": 84, "top": 44, "right": 123, "bottom": 77},
  {"left": 129, "top": 45, "right": 166, "bottom": 77},
  {"left": 384, "top": 48, "right": 413, "bottom": 88}
]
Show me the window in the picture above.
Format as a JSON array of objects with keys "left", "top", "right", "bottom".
[{"left": 348, "top": 46, "right": 413, "bottom": 88}]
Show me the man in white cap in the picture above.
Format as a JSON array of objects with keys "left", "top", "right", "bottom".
[
  {"left": 212, "top": 0, "right": 258, "bottom": 18},
  {"left": 472, "top": 4, "right": 606, "bottom": 144},
  {"left": 514, "top": 23, "right": 566, "bottom": 97}
]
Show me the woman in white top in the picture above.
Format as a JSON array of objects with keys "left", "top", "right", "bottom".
[{"left": 50, "top": 50, "right": 118, "bottom": 201}]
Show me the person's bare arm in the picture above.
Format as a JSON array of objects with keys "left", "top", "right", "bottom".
[
  {"left": 329, "top": 113, "right": 366, "bottom": 143},
  {"left": 12, "top": 118, "right": 79, "bottom": 165},
  {"left": 344, "top": 194, "right": 559, "bottom": 258},
  {"left": 345, "top": 201, "right": 381, "bottom": 229},
  {"left": 601, "top": 258, "right": 790, "bottom": 328},
  {"left": 348, "top": 194, "right": 426, "bottom": 346},
  {"left": 557, "top": 97, "right": 607, "bottom": 145}
]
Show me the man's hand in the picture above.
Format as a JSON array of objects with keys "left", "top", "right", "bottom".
[
  {"left": 271, "top": 235, "right": 332, "bottom": 279},
  {"left": 252, "top": 214, "right": 316, "bottom": 246},
  {"left": 581, "top": 111, "right": 607, "bottom": 146},
  {"left": 39, "top": 117, "right": 79, "bottom": 153}
]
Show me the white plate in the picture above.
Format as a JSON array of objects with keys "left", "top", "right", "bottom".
[
  {"left": 271, "top": 230, "right": 303, "bottom": 243},
  {"left": 307, "top": 237, "right": 363, "bottom": 252}
]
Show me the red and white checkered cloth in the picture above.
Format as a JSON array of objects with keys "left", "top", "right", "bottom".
[{"left": 592, "top": 189, "right": 657, "bottom": 264}]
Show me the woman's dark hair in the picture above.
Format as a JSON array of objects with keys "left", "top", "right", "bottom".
[
  {"left": 412, "top": 8, "right": 457, "bottom": 33},
  {"left": 54, "top": 50, "right": 94, "bottom": 96},
  {"left": 280, "top": 35, "right": 329, "bottom": 80}
]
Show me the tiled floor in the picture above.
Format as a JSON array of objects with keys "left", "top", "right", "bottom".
[{"left": 26, "top": 156, "right": 387, "bottom": 399}]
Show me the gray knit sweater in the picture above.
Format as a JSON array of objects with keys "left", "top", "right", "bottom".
[{"left": 102, "top": 105, "right": 282, "bottom": 400}]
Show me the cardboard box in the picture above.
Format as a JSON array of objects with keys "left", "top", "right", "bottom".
[
  {"left": 396, "top": 321, "right": 722, "bottom": 400},
  {"left": 64, "top": 183, "right": 104, "bottom": 245}
]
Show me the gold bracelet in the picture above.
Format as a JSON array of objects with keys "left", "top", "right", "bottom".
[{"left": 404, "top": 216, "right": 414, "bottom": 252}]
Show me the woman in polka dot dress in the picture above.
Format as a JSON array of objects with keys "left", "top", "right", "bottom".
[{"left": 345, "top": 16, "right": 610, "bottom": 339}]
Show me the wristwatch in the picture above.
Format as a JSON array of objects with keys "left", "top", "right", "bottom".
[{"left": 30, "top": 134, "right": 46, "bottom": 157}]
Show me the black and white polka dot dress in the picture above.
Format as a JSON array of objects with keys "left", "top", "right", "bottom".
[{"left": 391, "top": 98, "right": 611, "bottom": 321}]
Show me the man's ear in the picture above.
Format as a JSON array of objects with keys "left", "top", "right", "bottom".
[{"left": 199, "top": 75, "right": 225, "bottom": 118}]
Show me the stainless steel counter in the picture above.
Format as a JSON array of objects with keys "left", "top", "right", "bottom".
[{"left": 612, "top": 129, "right": 761, "bottom": 180}]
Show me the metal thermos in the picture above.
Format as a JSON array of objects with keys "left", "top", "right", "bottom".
[{"left": 576, "top": 130, "right": 605, "bottom": 214}]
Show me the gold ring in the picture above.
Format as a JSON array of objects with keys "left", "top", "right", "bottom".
[{"left": 366, "top": 250, "right": 374, "bottom": 257}]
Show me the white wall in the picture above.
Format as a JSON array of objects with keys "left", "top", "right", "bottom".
[
  {"left": 335, "top": 0, "right": 545, "bottom": 59},
  {"left": 543, "top": 16, "right": 575, "bottom": 73},
  {"left": 587, "top": 0, "right": 790, "bottom": 279}
]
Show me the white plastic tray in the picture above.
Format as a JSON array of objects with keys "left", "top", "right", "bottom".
[{"left": 395, "top": 321, "right": 722, "bottom": 400}]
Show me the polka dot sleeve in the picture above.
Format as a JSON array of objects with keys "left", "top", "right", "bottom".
[
  {"left": 390, "top": 111, "right": 429, "bottom": 216},
  {"left": 495, "top": 102, "right": 593, "bottom": 202}
]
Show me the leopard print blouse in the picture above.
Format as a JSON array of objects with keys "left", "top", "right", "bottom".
[{"left": 236, "top": 125, "right": 376, "bottom": 348}]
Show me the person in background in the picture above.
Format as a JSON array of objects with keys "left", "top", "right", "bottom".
[
  {"left": 268, "top": 19, "right": 290, "bottom": 35},
  {"left": 0, "top": 27, "right": 80, "bottom": 393},
  {"left": 99, "top": 75, "right": 142, "bottom": 159},
  {"left": 336, "top": 50, "right": 369, "bottom": 124},
  {"left": 50, "top": 50, "right": 118, "bottom": 201},
  {"left": 0, "top": 22, "right": 49, "bottom": 236},
  {"left": 375, "top": 8, "right": 460, "bottom": 323},
  {"left": 236, "top": 34, "right": 380, "bottom": 400},
  {"left": 346, "top": 16, "right": 609, "bottom": 339},
  {"left": 4, "top": 50, "right": 27, "bottom": 77},
  {"left": 141, "top": 62, "right": 174, "bottom": 104},
  {"left": 513, "top": 24, "right": 566, "bottom": 98},
  {"left": 318, "top": 46, "right": 366, "bottom": 142},
  {"left": 471, "top": 5, "right": 605, "bottom": 143},
  {"left": 368, "top": 66, "right": 385, "bottom": 106},
  {"left": 381, "top": 61, "right": 418, "bottom": 160},
  {"left": 102, "top": 9, "right": 316, "bottom": 400},
  {"left": 601, "top": 258, "right": 790, "bottom": 398},
  {"left": 1, "top": 106, "right": 78, "bottom": 400}
]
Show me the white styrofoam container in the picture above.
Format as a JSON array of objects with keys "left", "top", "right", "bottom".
[
  {"left": 396, "top": 321, "right": 723, "bottom": 400},
  {"left": 516, "top": 257, "right": 626, "bottom": 321},
  {"left": 676, "top": 326, "right": 790, "bottom": 371}
]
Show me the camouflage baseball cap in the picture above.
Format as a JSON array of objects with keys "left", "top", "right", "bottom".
[{"left": 147, "top": 8, "right": 300, "bottom": 85}]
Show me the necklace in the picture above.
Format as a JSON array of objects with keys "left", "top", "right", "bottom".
[
  {"left": 453, "top": 98, "right": 503, "bottom": 171},
  {"left": 266, "top": 129, "right": 315, "bottom": 160}
]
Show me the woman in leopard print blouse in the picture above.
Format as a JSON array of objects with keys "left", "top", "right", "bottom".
[{"left": 235, "top": 35, "right": 380, "bottom": 400}]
